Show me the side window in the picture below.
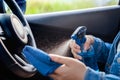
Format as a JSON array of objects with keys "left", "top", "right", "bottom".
[
  {"left": 95, "top": 0, "right": 119, "bottom": 6},
  {"left": 26, "top": 0, "right": 119, "bottom": 14}
]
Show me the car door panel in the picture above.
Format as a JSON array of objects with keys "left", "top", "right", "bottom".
[{"left": 26, "top": 6, "right": 120, "bottom": 54}]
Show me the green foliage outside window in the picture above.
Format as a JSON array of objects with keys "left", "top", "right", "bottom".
[{"left": 26, "top": 0, "right": 118, "bottom": 14}]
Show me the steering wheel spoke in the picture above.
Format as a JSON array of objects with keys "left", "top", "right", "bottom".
[{"left": 0, "top": 25, "right": 6, "bottom": 40}]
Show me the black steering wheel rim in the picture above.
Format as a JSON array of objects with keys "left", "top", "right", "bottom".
[
  {"left": 0, "top": 0, "right": 37, "bottom": 78},
  {"left": 4, "top": 0, "right": 36, "bottom": 47}
]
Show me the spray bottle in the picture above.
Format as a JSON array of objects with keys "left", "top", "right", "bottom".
[{"left": 71, "top": 26, "right": 99, "bottom": 71}]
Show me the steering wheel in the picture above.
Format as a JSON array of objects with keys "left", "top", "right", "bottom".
[{"left": 0, "top": 0, "right": 37, "bottom": 78}]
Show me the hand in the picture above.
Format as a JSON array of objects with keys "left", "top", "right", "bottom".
[
  {"left": 49, "top": 54, "right": 87, "bottom": 80},
  {"left": 69, "top": 35, "right": 94, "bottom": 59}
]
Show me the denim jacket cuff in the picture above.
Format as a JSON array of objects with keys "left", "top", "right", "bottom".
[{"left": 84, "top": 67, "right": 105, "bottom": 80}]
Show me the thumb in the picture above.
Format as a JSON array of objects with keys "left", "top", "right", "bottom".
[
  {"left": 84, "top": 42, "right": 90, "bottom": 51},
  {"left": 49, "top": 54, "right": 73, "bottom": 66}
]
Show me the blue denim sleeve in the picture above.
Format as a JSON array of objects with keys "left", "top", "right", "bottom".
[
  {"left": 92, "top": 37, "right": 112, "bottom": 63},
  {"left": 84, "top": 67, "right": 120, "bottom": 80}
]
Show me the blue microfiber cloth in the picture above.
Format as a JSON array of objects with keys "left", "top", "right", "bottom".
[{"left": 22, "top": 45, "right": 61, "bottom": 76}]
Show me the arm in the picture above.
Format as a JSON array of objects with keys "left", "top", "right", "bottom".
[
  {"left": 69, "top": 35, "right": 112, "bottom": 63},
  {"left": 49, "top": 54, "right": 120, "bottom": 80},
  {"left": 85, "top": 67, "right": 120, "bottom": 80}
]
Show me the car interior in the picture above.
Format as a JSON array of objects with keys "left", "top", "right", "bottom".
[{"left": 0, "top": 0, "right": 120, "bottom": 80}]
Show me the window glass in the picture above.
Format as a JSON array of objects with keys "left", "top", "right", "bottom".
[{"left": 26, "top": 0, "right": 119, "bottom": 14}]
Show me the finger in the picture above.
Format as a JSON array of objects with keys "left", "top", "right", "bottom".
[
  {"left": 72, "top": 40, "right": 80, "bottom": 49},
  {"left": 49, "top": 54, "right": 73, "bottom": 66},
  {"left": 84, "top": 43, "right": 90, "bottom": 51},
  {"left": 84, "top": 38, "right": 91, "bottom": 51},
  {"left": 71, "top": 49, "right": 82, "bottom": 60},
  {"left": 84, "top": 35, "right": 94, "bottom": 51},
  {"left": 72, "top": 47, "right": 81, "bottom": 53},
  {"left": 69, "top": 40, "right": 80, "bottom": 49},
  {"left": 69, "top": 40, "right": 81, "bottom": 54}
]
